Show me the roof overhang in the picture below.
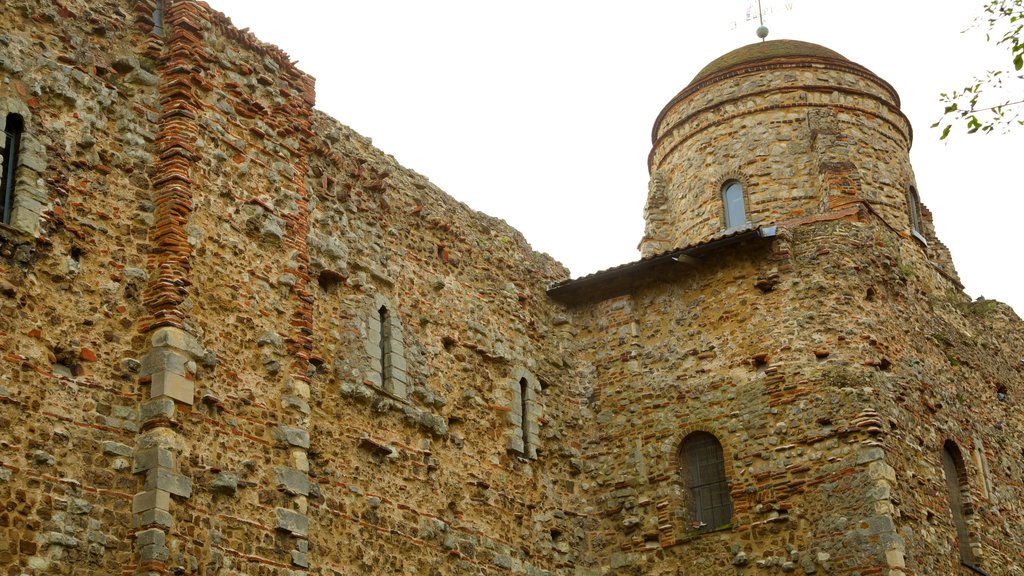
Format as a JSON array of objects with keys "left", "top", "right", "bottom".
[{"left": 547, "top": 226, "right": 776, "bottom": 304}]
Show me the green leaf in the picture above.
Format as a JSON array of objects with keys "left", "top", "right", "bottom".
[
  {"left": 940, "top": 125, "right": 952, "bottom": 140},
  {"left": 944, "top": 103, "right": 959, "bottom": 113},
  {"left": 1015, "top": 53, "right": 1024, "bottom": 70}
]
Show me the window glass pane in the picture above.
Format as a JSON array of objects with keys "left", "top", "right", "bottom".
[
  {"left": 908, "top": 189, "right": 921, "bottom": 232},
  {"left": 723, "top": 182, "right": 745, "bottom": 228}
]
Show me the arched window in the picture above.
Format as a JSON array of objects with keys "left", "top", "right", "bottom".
[
  {"left": 2, "top": 113, "right": 24, "bottom": 225},
  {"left": 908, "top": 187, "right": 925, "bottom": 242},
  {"left": 507, "top": 369, "right": 539, "bottom": 459},
  {"left": 941, "top": 440, "right": 975, "bottom": 565},
  {"left": 721, "top": 181, "right": 746, "bottom": 229},
  {"left": 365, "top": 296, "right": 408, "bottom": 399},
  {"left": 519, "top": 377, "right": 530, "bottom": 456},
  {"left": 679, "top": 432, "right": 732, "bottom": 530},
  {"left": 378, "top": 305, "right": 392, "bottom": 386}
]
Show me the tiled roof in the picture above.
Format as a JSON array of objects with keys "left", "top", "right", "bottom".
[
  {"left": 547, "top": 225, "right": 772, "bottom": 302},
  {"left": 689, "top": 40, "right": 849, "bottom": 86}
]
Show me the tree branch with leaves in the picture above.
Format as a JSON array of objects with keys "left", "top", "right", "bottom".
[{"left": 935, "top": 0, "right": 1024, "bottom": 139}]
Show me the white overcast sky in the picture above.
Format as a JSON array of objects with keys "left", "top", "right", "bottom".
[{"left": 206, "top": 0, "right": 1023, "bottom": 314}]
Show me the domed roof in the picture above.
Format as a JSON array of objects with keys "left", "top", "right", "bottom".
[
  {"left": 689, "top": 40, "right": 850, "bottom": 85},
  {"left": 651, "top": 39, "right": 895, "bottom": 143}
]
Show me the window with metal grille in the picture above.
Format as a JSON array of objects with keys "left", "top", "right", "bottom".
[
  {"left": 680, "top": 432, "right": 732, "bottom": 530},
  {"left": 2, "top": 113, "right": 23, "bottom": 225}
]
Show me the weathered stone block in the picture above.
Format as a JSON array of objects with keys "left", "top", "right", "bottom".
[
  {"left": 275, "top": 508, "right": 308, "bottom": 537},
  {"left": 275, "top": 467, "right": 309, "bottom": 496},
  {"left": 282, "top": 395, "right": 310, "bottom": 414},
  {"left": 144, "top": 468, "right": 193, "bottom": 499},
  {"left": 211, "top": 471, "right": 239, "bottom": 496},
  {"left": 133, "top": 447, "right": 174, "bottom": 474},
  {"left": 272, "top": 425, "right": 310, "bottom": 449},
  {"left": 857, "top": 446, "right": 885, "bottom": 465},
  {"left": 138, "top": 542, "right": 170, "bottom": 562},
  {"left": 386, "top": 352, "right": 407, "bottom": 373},
  {"left": 134, "top": 509, "right": 173, "bottom": 529},
  {"left": 135, "top": 528, "right": 166, "bottom": 549},
  {"left": 387, "top": 380, "right": 407, "bottom": 399},
  {"left": 150, "top": 371, "right": 194, "bottom": 405},
  {"left": 139, "top": 397, "right": 175, "bottom": 422},
  {"left": 132, "top": 490, "right": 170, "bottom": 514},
  {"left": 102, "top": 441, "right": 133, "bottom": 457},
  {"left": 141, "top": 348, "right": 190, "bottom": 377},
  {"left": 150, "top": 327, "right": 201, "bottom": 356}
]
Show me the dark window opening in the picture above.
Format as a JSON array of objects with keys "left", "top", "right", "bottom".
[
  {"left": 2, "top": 113, "right": 24, "bottom": 226},
  {"left": 519, "top": 377, "right": 530, "bottom": 456},
  {"left": 941, "top": 440, "right": 975, "bottom": 565},
  {"left": 378, "top": 305, "right": 391, "bottom": 386},
  {"left": 680, "top": 432, "right": 732, "bottom": 531}
]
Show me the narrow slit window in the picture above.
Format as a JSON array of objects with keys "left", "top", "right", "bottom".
[
  {"left": 908, "top": 187, "right": 921, "bottom": 234},
  {"left": 2, "top": 113, "right": 24, "bottom": 225},
  {"left": 680, "top": 432, "right": 732, "bottom": 530},
  {"left": 722, "top": 181, "right": 746, "bottom": 229},
  {"left": 378, "top": 305, "right": 391, "bottom": 386},
  {"left": 153, "top": 0, "right": 165, "bottom": 35},
  {"left": 941, "top": 440, "right": 975, "bottom": 565},
  {"left": 519, "top": 377, "right": 530, "bottom": 456}
]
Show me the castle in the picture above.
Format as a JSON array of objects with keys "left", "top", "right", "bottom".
[{"left": 1, "top": 1, "right": 1022, "bottom": 575}]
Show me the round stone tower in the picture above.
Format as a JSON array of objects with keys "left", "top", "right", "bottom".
[{"left": 640, "top": 40, "right": 917, "bottom": 257}]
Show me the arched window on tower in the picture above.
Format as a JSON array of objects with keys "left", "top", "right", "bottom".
[
  {"left": 2, "top": 113, "right": 24, "bottom": 225},
  {"left": 908, "top": 186, "right": 926, "bottom": 244},
  {"left": 941, "top": 440, "right": 976, "bottom": 566},
  {"left": 721, "top": 181, "right": 746, "bottom": 230},
  {"left": 679, "top": 432, "right": 732, "bottom": 531}
]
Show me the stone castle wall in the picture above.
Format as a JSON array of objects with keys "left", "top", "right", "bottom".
[
  {"left": 0, "top": 2, "right": 1021, "bottom": 576},
  {"left": 568, "top": 217, "right": 1024, "bottom": 575},
  {"left": 0, "top": 1, "right": 591, "bottom": 574}
]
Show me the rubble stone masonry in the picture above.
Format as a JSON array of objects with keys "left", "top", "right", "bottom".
[{"left": 0, "top": 3, "right": 1020, "bottom": 576}]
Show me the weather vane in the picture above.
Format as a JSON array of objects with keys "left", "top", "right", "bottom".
[
  {"left": 731, "top": 1, "right": 795, "bottom": 39},
  {"left": 756, "top": 0, "right": 769, "bottom": 41}
]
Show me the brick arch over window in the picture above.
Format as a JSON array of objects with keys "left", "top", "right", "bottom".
[
  {"left": 363, "top": 295, "right": 409, "bottom": 399},
  {"left": 678, "top": 431, "right": 733, "bottom": 531},
  {"left": 941, "top": 439, "right": 977, "bottom": 566}
]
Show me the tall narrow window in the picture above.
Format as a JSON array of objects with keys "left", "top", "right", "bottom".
[
  {"left": 1, "top": 113, "right": 24, "bottom": 225},
  {"left": 364, "top": 297, "right": 408, "bottom": 399},
  {"left": 941, "top": 440, "right": 975, "bottom": 565},
  {"left": 679, "top": 432, "right": 732, "bottom": 530},
  {"left": 152, "top": 0, "right": 165, "bottom": 35},
  {"left": 378, "top": 305, "right": 391, "bottom": 386},
  {"left": 722, "top": 181, "right": 746, "bottom": 229},
  {"left": 908, "top": 187, "right": 926, "bottom": 243},
  {"left": 519, "top": 377, "right": 530, "bottom": 456}
]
